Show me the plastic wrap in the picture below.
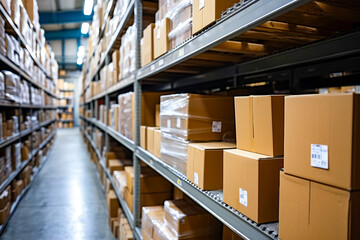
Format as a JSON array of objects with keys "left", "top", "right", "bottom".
[
  {"left": 110, "top": 104, "right": 120, "bottom": 131},
  {"left": 163, "top": 199, "right": 222, "bottom": 238},
  {"left": 0, "top": 72, "right": 5, "bottom": 99},
  {"left": 12, "top": 142, "right": 21, "bottom": 170},
  {"left": 160, "top": 132, "right": 189, "bottom": 175},
  {"left": 3, "top": 71, "right": 20, "bottom": 103},
  {"left": 5, "top": 146, "right": 12, "bottom": 177},
  {"left": 118, "top": 92, "right": 133, "bottom": 139},
  {"left": 119, "top": 24, "right": 136, "bottom": 80},
  {"left": 113, "top": 170, "right": 127, "bottom": 198},
  {"left": 142, "top": 206, "right": 164, "bottom": 238}
]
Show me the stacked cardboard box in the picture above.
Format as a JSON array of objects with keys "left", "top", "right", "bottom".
[
  {"left": 160, "top": 93, "right": 234, "bottom": 175},
  {"left": 223, "top": 96, "right": 284, "bottom": 224},
  {"left": 119, "top": 213, "right": 134, "bottom": 240},
  {"left": 279, "top": 93, "right": 360, "bottom": 240},
  {"left": 0, "top": 186, "right": 11, "bottom": 225}
]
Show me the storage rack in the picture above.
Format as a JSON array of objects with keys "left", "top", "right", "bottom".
[
  {"left": 79, "top": 0, "right": 360, "bottom": 239},
  {"left": 57, "top": 88, "right": 75, "bottom": 128},
  {"left": 0, "top": 1, "right": 58, "bottom": 233}
]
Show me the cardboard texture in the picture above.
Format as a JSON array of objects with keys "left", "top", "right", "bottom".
[
  {"left": 146, "top": 127, "right": 159, "bottom": 154},
  {"left": 222, "top": 225, "right": 245, "bottom": 240},
  {"left": 155, "top": 104, "right": 160, "bottom": 127},
  {"left": 140, "top": 126, "right": 147, "bottom": 149},
  {"left": 0, "top": 202, "right": 10, "bottom": 224},
  {"left": 141, "top": 23, "right": 155, "bottom": 67},
  {"left": 193, "top": 0, "right": 239, "bottom": 34},
  {"left": 153, "top": 18, "right": 170, "bottom": 59},
  {"left": 0, "top": 186, "right": 11, "bottom": 210},
  {"left": 223, "top": 149, "right": 283, "bottom": 223},
  {"left": 173, "top": 186, "right": 184, "bottom": 200},
  {"left": 187, "top": 142, "right": 235, "bottom": 190},
  {"left": 279, "top": 172, "right": 360, "bottom": 240},
  {"left": 153, "top": 129, "right": 161, "bottom": 158},
  {"left": 142, "top": 206, "right": 164, "bottom": 238},
  {"left": 284, "top": 93, "right": 360, "bottom": 190},
  {"left": 124, "top": 166, "right": 172, "bottom": 194},
  {"left": 106, "top": 190, "right": 119, "bottom": 222},
  {"left": 109, "top": 159, "right": 125, "bottom": 174},
  {"left": 235, "top": 95, "right": 284, "bottom": 156}
]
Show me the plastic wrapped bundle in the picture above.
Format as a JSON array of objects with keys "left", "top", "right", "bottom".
[
  {"left": 5, "top": 146, "right": 12, "bottom": 177},
  {"left": 160, "top": 132, "right": 189, "bottom": 175},
  {"left": 0, "top": 72, "right": 5, "bottom": 99},
  {"left": 120, "top": 92, "right": 133, "bottom": 140},
  {"left": 113, "top": 170, "right": 127, "bottom": 198},
  {"left": 142, "top": 206, "right": 164, "bottom": 239},
  {"left": 3, "top": 71, "right": 20, "bottom": 103},
  {"left": 12, "top": 142, "right": 21, "bottom": 170}
]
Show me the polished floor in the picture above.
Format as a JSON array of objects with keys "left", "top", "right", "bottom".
[{"left": 1, "top": 128, "right": 115, "bottom": 240}]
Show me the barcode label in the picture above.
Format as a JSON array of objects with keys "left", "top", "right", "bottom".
[
  {"left": 140, "top": 39, "right": 143, "bottom": 45},
  {"left": 159, "top": 59, "right": 164, "bottom": 66},
  {"left": 157, "top": 29, "right": 161, "bottom": 39},
  {"left": 176, "top": 118, "right": 181, "bottom": 128},
  {"left": 177, "top": 179, "right": 182, "bottom": 186},
  {"left": 212, "top": 121, "right": 222, "bottom": 132},
  {"left": 194, "top": 172, "right": 199, "bottom": 185},
  {"left": 199, "top": 0, "right": 205, "bottom": 10},
  {"left": 150, "top": 65, "right": 155, "bottom": 71},
  {"left": 239, "top": 188, "right": 248, "bottom": 207},
  {"left": 311, "top": 144, "right": 328, "bottom": 169}
]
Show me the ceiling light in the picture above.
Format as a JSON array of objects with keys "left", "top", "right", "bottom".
[
  {"left": 77, "top": 46, "right": 85, "bottom": 59},
  {"left": 81, "top": 22, "right": 89, "bottom": 34},
  {"left": 83, "top": 0, "right": 94, "bottom": 15},
  {"left": 77, "top": 57, "right": 83, "bottom": 65}
]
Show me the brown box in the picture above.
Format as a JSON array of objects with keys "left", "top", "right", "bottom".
[
  {"left": 173, "top": 186, "right": 184, "bottom": 200},
  {"left": 0, "top": 186, "right": 11, "bottom": 210},
  {"left": 0, "top": 202, "right": 10, "bottom": 225},
  {"left": 124, "top": 166, "right": 172, "bottom": 194},
  {"left": 155, "top": 104, "right": 160, "bottom": 127},
  {"left": 187, "top": 142, "right": 235, "bottom": 190},
  {"left": 223, "top": 149, "right": 283, "bottom": 223},
  {"left": 140, "top": 126, "right": 147, "bottom": 149},
  {"left": 153, "top": 129, "right": 161, "bottom": 158},
  {"left": 11, "top": 180, "right": 23, "bottom": 201},
  {"left": 124, "top": 187, "right": 172, "bottom": 213},
  {"left": 279, "top": 171, "right": 360, "bottom": 240},
  {"left": 234, "top": 95, "right": 284, "bottom": 156},
  {"left": 112, "top": 219, "right": 119, "bottom": 238},
  {"left": 153, "top": 18, "right": 170, "bottom": 59},
  {"left": 163, "top": 199, "right": 222, "bottom": 238},
  {"left": 222, "top": 225, "right": 245, "bottom": 240},
  {"left": 141, "top": 23, "right": 155, "bottom": 67},
  {"left": 284, "top": 93, "right": 360, "bottom": 190},
  {"left": 106, "top": 190, "right": 119, "bottom": 222},
  {"left": 146, "top": 127, "right": 159, "bottom": 154},
  {"left": 109, "top": 159, "right": 124, "bottom": 174},
  {"left": 161, "top": 94, "right": 235, "bottom": 141},
  {"left": 112, "top": 50, "right": 120, "bottom": 69},
  {"left": 142, "top": 206, "right": 164, "bottom": 238},
  {"left": 193, "top": 0, "right": 239, "bottom": 34}
]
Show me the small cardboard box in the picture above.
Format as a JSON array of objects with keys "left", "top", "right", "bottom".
[
  {"left": 235, "top": 95, "right": 284, "bottom": 156},
  {"left": 109, "top": 159, "right": 124, "bottom": 174},
  {"left": 193, "top": 0, "right": 239, "bottom": 34},
  {"left": 153, "top": 129, "right": 161, "bottom": 158},
  {"left": 124, "top": 166, "right": 172, "bottom": 194},
  {"left": 187, "top": 142, "right": 235, "bottom": 190},
  {"left": 141, "top": 23, "right": 155, "bottom": 67},
  {"left": 140, "top": 126, "right": 147, "bottom": 149},
  {"left": 0, "top": 202, "right": 10, "bottom": 225},
  {"left": 153, "top": 18, "right": 170, "bottom": 59},
  {"left": 106, "top": 190, "right": 119, "bottom": 222},
  {"left": 146, "top": 127, "right": 159, "bottom": 154},
  {"left": 223, "top": 149, "right": 283, "bottom": 223},
  {"left": 284, "top": 93, "right": 360, "bottom": 190},
  {"left": 279, "top": 171, "right": 360, "bottom": 240},
  {"left": 0, "top": 186, "right": 11, "bottom": 210},
  {"left": 141, "top": 206, "right": 164, "bottom": 238}
]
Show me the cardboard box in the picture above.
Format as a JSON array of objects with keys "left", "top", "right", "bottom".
[
  {"left": 124, "top": 187, "right": 172, "bottom": 213},
  {"left": 142, "top": 206, "right": 164, "bottom": 238},
  {"left": 0, "top": 186, "right": 11, "bottom": 210},
  {"left": 163, "top": 199, "right": 222, "bottom": 238},
  {"left": 279, "top": 171, "right": 360, "bottom": 240},
  {"left": 173, "top": 186, "right": 184, "bottom": 200},
  {"left": 193, "top": 0, "right": 239, "bottom": 34},
  {"left": 155, "top": 104, "right": 160, "bottom": 127},
  {"left": 124, "top": 166, "right": 172, "bottom": 194},
  {"left": 187, "top": 142, "right": 235, "bottom": 190},
  {"left": 140, "top": 126, "right": 147, "bottom": 149},
  {"left": 146, "top": 127, "right": 159, "bottom": 154},
  {"left": 160, "top": 94, "right": 235, "bottom": 141},
  {"left": 0, "top": 202, "right": 10, "bottom": 225},
  {"left": 223, "top": 149, "right": 283, "bottom": 223},
  {"left": 153, "top": 129, "right": 161, "bottom": 158},
  {"left": 222, "top": 225, "right": 245, "bottom": 240},
  {"left": 106, "top": 190, "right": 119, "bottom": 222},
  {"left": 141, "top": 23, "right": 155, "bottom": 67},
  {"left": 234, "top": 95, "right": 284, "bottom": 156},
  {"left": 153, "top": 18, "right": 170, "bottom": 59},
  {"left": 11, "top": 180, "right": 23, "bottom": 201},
  {"left": 284, "top": 93, "right": 360, "bottom": 190},
  {"left": 109, "top": 159, "right": 125, "bottom": 174},
  {"left": 112, "top": 219, "right": 119, "bottom": 238}
]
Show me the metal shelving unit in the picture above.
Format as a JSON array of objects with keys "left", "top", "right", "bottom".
[{"left": 79, "top": 0, "right": 360, "bottom": 239}]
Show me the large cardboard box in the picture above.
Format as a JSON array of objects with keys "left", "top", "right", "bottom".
[
  {"left": 106, "top": 190, "right": 119, "bottom": 222},
  {"left": 234, "top": 95, "right": 284, "bottom": 156},
  {"left": 187, "top": 142, "right": 235, "bottom": 190},
  {"left": 124, "top": 187, "right": 172, "bottom": 213},
  {"left": 153, "top": 18, "right": 170, "bottom": 59},
  {"left": 141, "top": 23, "right": 155, "bottom": 67},
  {"left": 124, "top": 166, "right": 172, "bottom": 194},
  {"left": 223, "top": 149, "right": 283, "bottom": 223},
  {"left": 108, "top": 159, "right": 130, "bottom": 174},
  {"left": 153, "top": 129, "right": 161, "bottom": 158},
  {"left": 160, "top": 94, "right": 235, "bottom": 141},
  {"left": 146, "top": 127, "right": 159, "bottom": 154},
  {"left": 284, "top": 93, "right": 360, "bottom": 190},
  {"left": 193, "top": 0, "right": 239, "bottom": 34},
  {"left": 279, "top": 171, "right": 360, "bottom": 240},
  {"left": 140, "top": 126, "right": 147, "bottom": 149},
  {"left": 0, "top": 202, "right": 10, "bottom": 225}
]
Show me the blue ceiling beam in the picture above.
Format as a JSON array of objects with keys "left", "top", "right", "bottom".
[
  {"left": 45, "top": 28, "right": 89, "bottom": 40},
  {"left": 39, "top": 10, "right": 93, "bottom": 25}
]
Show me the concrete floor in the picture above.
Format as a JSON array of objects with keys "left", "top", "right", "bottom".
[{"left": 1, "top": 128, "right": 115, "bottom": 240}]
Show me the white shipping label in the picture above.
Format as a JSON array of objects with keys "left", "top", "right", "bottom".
[
  {"left": 157, "top": 29, "right": 161, "bottom": 39},
  {"left": 176, "top": 118, "right": 181, "bottom": 128},
  {"left": 151, "top": 64, "right": 155, "bottom": 71},
  {"left": 159, "top": 59, "right": 164, "bottom": 66},
  {"left": 167, "top": 119, "right": 171, "bottom": 129},
  {"left": 212, "top": 121, "right": 222, "bottom": 132},
  {"left": 140, "top": 39, "right": 143, "bottom": 45},
  {"left": 239, "top": 188, "right": 248, "bottom": 207},
  {"left": 194, "top": 172, "right": 199, "bottom": 185},
  {"left": 310, "top": 144, "right": 329, "bottom": 169},
  {"left": 199, "top": 0, "right": 205, "bottom": 10}
]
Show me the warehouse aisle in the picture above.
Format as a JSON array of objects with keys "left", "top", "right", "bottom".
[{"left": 1, "top": 128, "right": 115, "bottom": 240}]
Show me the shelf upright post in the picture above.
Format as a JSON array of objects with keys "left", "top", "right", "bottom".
[
  {"left": 133, "top": 0, "right": 143, "bottom": 228},
  {"left": 105, "top": 56, "right": 110, "bottom": 154}
]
